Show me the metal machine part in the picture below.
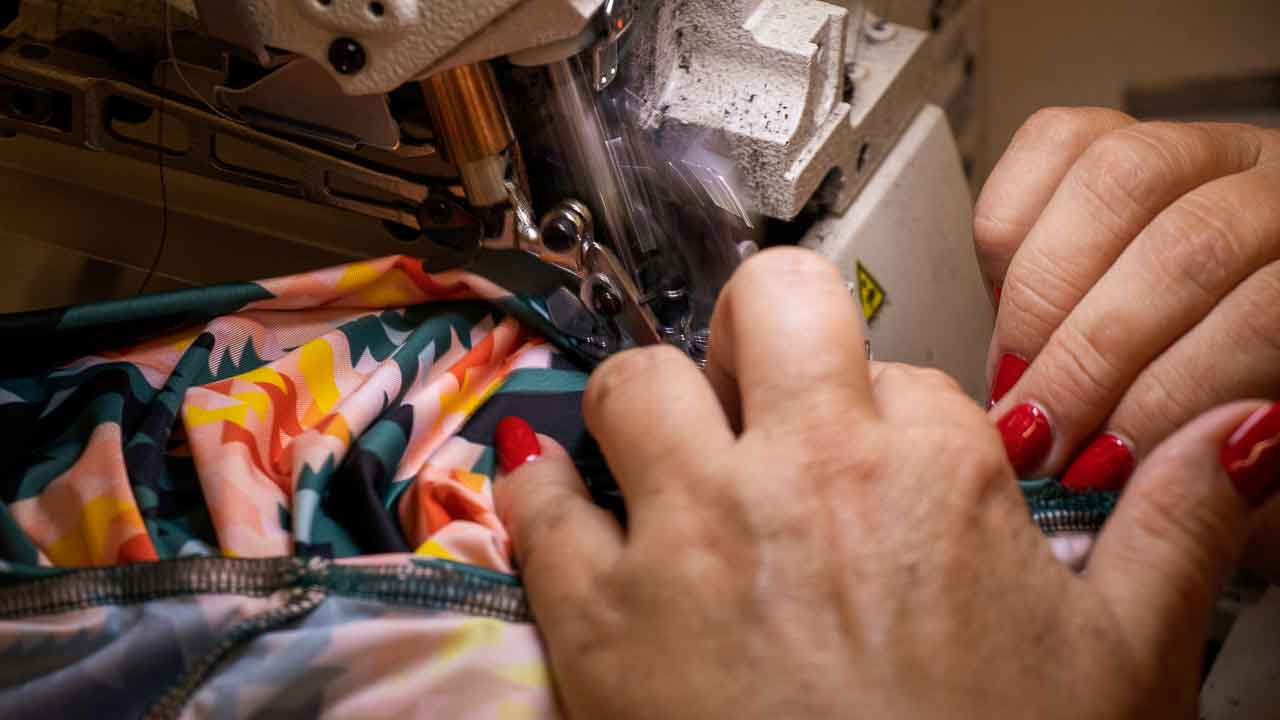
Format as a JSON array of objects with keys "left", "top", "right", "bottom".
[
  {"left": 419, "top": 62, "right": 515, "bottom": 208},
  {"left": 188, "top": 0, "right": 609, "bottom": 96},
  {"left": 1, "top": 0, "right": 992, "bottom": 392}
]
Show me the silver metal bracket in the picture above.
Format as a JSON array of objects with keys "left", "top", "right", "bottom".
[
  {"left": 505, "top": 187, "right": 660, "bottom": 347},
  {"left": 590, "top": 0, "right": 635, "bottom": 92}
]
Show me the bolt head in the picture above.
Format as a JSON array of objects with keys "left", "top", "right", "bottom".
[
  {"left": 591, "top": 284, "right": 624, "bottom": 317},
  {"left": 423, "top": 198, "right": 453, "bottom": 226},
  {"left": 542, "top": 217, "right": 580, "bottom": 253},
  {"left": 328, "top": 38, "right": 367, "bottom": 75}
]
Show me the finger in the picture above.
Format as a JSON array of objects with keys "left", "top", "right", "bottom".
[
  {"left": 494, "top": 434, "right": 624, "bottom": 625},
  {"left": 1063, "top": 259, "right": 1280, "bottom": 492},
  {"left": 704, "top": 355, "right": 743, "bottom": 434},
  {"left": 1088, "top": 401, "right": 1266, "bottom": 670},
  {"left": 974, "top": 107, "right": 1136, "bottom": 297},
  {"left": 583, "top": 344, "right": 735, "bottom": 504},
  {"left": 994, "top": 145, "right": 1280, "bottom": 476},
  {"left": 706, "top": 247, "right": 873, "bottom": 430},
  {"left": 989, "top": 122, "right": 1270, "bottom": 408},
  {"left": 870, "top": 362, "right": 986, "bottom": 428}
]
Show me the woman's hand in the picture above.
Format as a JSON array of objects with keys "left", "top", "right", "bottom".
[
  {"left": 495, "top": 249, "right": 1274, "bottom": 719},
  {"left": 974, "top": 109, "right": 1280, "bottom": 577}
]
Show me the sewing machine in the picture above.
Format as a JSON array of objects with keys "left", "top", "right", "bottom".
[{"left": 0, "top": 0, "right": 992, "bottom": 397}]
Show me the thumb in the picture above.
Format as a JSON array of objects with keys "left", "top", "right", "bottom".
[
  {"left": 491, "top": 420, "right": 622, "bottom": 629},
  {"left": 1088, "top": 400, "right": 1272, "bottom": 663}
]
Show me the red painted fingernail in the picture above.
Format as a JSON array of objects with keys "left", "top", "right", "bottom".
[
  {"left": 496, "top": 416, "right": 542, "bottom": 473},
  {"left": 998, "top": 403, "right": 1053, "bottom": 477},
  {"left": 993, "top": 286, "right": 1003, "bottom": 307},
  {"left": 1062, "top": 434, "right": 1134, "bottom": 492},
  {"left": 988, "top": 353, "right": 1029, "bottom": 409},
  {"left": 1221, "top": 403, "right": 1280, "bottom": 508}
]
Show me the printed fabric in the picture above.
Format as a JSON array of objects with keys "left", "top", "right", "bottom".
[{"left": 0, "top": 255, "right": 604, "bottom": 718}]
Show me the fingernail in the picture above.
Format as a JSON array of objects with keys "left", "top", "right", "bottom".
[
  {"left": 1221, "top": 403, "right": 1280, "bottom": 508},
  {"left": 993, "top": 285, "right": 1003, "bottom": 307},
  {"left": 988, "top": 353, "right": 1029, "bottom": 409},
  {"left": 998, "top": 403, "right": 1053, "bottom": 477},
  {"left": 496, "top": 416, "right": 542, "bottom": 473},
  {"left": 1062, "top": 434, "right": 1134, "bottom": 492}
]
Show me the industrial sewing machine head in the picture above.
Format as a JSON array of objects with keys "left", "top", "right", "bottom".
[{"left": 0, "top": 0, "right": 994, "bottom": 396}]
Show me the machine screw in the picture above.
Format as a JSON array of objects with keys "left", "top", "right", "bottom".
[
  {"left": 539, "top": 200, "right": 593, "bottom": 255},
  {"left": 541, "top": 216, "right": 580, "bottom": 253},
  {"left": 589, "top": 277, "right": 624, "bottom": 317},
  {"left": 423, "top": 197, "right": 454, "bottom": 225},
  {"left": 328, "top": 38, "right": 367, "bottom": 75}
]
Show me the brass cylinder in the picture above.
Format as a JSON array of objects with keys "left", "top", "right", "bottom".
[{"left": 420, "top": 62, "right": 515, "bottom": 207}]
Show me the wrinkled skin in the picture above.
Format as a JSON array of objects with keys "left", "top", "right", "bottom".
[
  {"left": 497, "top": 248, "right": 1265, "bottom": 720},
  {"left": 976, "top": 110, "right": 1280, "bottom": 579}
]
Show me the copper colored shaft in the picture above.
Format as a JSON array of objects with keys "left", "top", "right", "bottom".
[{"left": 420, "top": 62, "right": 515, "bottom": 207}]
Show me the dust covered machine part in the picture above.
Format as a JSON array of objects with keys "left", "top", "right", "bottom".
[{"left": 0, "top": 0, "right": 993, "bottom": 393}]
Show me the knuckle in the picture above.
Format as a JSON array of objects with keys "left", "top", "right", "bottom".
[
  {"left": 972, "top": 211, "right": 1023, "bottom": 264},
  {"left": 1228, "top": 265, "right": 1280, "bottom": 359},
  {"left": 876, "top": 361, "right": 956, "bottom": 390},
  {"left": 1017, "top": 107, "right": 1102, "bottom": 145},
  {"left": 906, "top": 366, "right": 967, "bottom": 398},
  {"left": 904, "top": 425, "right": 1011, "bottom": 504},
  {"left": 789, "top": 420, "right": 880, "bottom": 482},
  {"left": 1000, "top": 261, "right": 1089, "bottom": 343},
  {"left": 1073, "top": 131, "right": 1168, "bottom": 227},
  {"left": 1036, "top": 320, "right": 1125, "bottom": 410},
  {"left": 1123, "top": 465, "right": 1238, "bottom": 594},
  {"left": 1144, "top": 195, "right": 1247, "bottom": 302},
  {"left": 1118, "top": 367, "right": 1208, "bottom": 444},
  {"left": 972, "top": 211, "right": 1024, "bottom": 265},
  {"left": 513, "top": 506, "right": 571, "bottom": 574}
]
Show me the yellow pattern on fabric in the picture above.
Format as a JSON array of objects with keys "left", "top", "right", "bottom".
[
  {"left": 438, "top": 618, "right": 504, "bottom": 662},
  {"left": 496, "top": 662, "right": 551, "bottom": 689},
  {"left": 439, "top": 371, "right": 505, "bottom": 419},
  {"left": 232, "top": 391, "right": 271, "bottom": 422},
  {"left": 338, "top": 262, "right": 421, "bottom": 307},
  {"left": 167, "top": 328, "right": 204, "bottom": 353},
  {"left": 184, "top": 403, "right": 249, "bottom": 428},
  {"left": 45, "top": 496, "right": 146, "bottom": 566},
  {"left": 335, "top": 260, "right": 383, "bottom": 293},
  {"left": 414, "top": 538, "right": 460, "bottom": 561},
  {"left": 498, "top": 701, "right": 538, "bottom": 720},
  {"left": 322, "top": 413, "right": 351, "bottom": 445},
  {"left": 299, "top": 338, "right": 340, "bottom": 417},
  {"left": 457, "top": 471, "right": 487, "bottom": 494}
]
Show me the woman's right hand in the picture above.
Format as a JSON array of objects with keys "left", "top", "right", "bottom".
[{"left": 495, "top": 248, "right": 1279, "bottom": 720}]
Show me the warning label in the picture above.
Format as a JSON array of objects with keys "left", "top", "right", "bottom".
[{"left": 855, "top": 261, "right": 886, "bottom": 323}]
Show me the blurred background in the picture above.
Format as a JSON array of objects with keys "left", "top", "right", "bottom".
[{"left": 977, "top": 0, "right": 1280, "bottom": 182}]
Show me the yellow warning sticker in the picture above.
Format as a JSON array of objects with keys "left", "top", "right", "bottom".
[{"left": 856, "top": 261, "right": 886, "bottom": 323}]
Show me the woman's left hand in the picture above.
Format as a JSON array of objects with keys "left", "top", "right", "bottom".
[{"left": 975, "top": 110, "right": 1280, "bottom": 504}]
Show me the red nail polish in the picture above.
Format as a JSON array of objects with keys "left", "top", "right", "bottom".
[
  {"left": 496, "top": 416, "right": 542, "bottom": 473},
  {"left": 988, "top": 353, "right": 1029, "bottom": 409},
  {"left": 1221, "top": 403, "right": 1280, "bottom": 507},
  {"left": 998, "top": 404, "right": 1053, "bottom": 477},
  {"left": 994, "top": 286, "right": 1003, "bottom": 307},
  {"left": 1062, "top": 434, "right": 1134, "bottom": 492}
]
